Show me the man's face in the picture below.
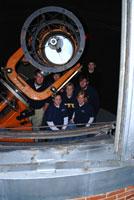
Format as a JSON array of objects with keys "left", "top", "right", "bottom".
[
  {"left": 88, "top": 62, "right": 95, "bottom": 72},
  {"left": 54, "top": 95, "right": 62, "bottom": 106},
  {"left": 35, "top": 73, "right": 44, "bottom": 85},
  {"left": 53, "top": 73, "right": 60, "bottom": 81},
  {"left": 66, "top": 85, "right": 74, "bottom": 96},
  {"left": 79, "top": 78, "right": 88, "bottom": 89},
  {"left": 77, "top": 94, "right": 85, "bottom": 105}
]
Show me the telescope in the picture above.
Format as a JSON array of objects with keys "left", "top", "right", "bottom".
[{"left": 0, "top": 6, "right": 85, "bottom": 136}]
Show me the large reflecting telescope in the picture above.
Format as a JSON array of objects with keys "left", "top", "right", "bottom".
[
  {"left": 21, "top": 6, "right": 85, "bottom": 73},
  {"left": 0, "top": 6, "right": 85, "bottom": 135}
]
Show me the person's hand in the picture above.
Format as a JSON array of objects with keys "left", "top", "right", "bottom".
[
  {"left": 86, "top": 123, "right": 90, "bottom": 127},
  {"left": 62, "top": 125, "right": 67, "bottom": 130},
  {"left": 70, "top": 118, "right": 74, "bottom": 123}
]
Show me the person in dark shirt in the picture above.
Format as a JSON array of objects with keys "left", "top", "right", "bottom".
[
  {"left": 62, "top": 83, "right": 76, "bottom": 121},
  {"left": 71, "top": 91, "right": 95, "bottom": 127},
  {"left": 75, "top": 75, "right": 100, "bottom": 117},
  {"left": 87, "top": 62, "right": 97, "bottom": 86},
  {"left": 27, "top": 70, "right": 50, "bottom": 130},
  {"left": 86, "top": 61, "right": 102, "bottom": 92},
  {"left": 43, "top": 93, "right": 68, "bottom": 131},
  {"left": 27, "top": 70, "right": 50, "bottom": 109}
]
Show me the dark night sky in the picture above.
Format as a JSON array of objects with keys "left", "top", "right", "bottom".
[{"left": 0, "top": 0, "right": 121, "bottom": 114}]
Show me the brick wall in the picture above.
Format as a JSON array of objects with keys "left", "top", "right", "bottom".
[{"left": 71, "top": 186, "right": 134, "bottom": 200}]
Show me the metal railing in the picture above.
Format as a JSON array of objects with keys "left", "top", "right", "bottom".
[{"left": 0, "top": 121, "right": 116, "bottom": 140}]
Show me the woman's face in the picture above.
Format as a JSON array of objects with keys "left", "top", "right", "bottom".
[
  {"left": 54, "top": 95, "right": 62, "bottom": 106},
  {"left": 77, "top": 94, "right": 85, "bottom": 105}
]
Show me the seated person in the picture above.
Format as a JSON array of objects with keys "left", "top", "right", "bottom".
[
  {"left": 62, "top": 82, "right": 76, "bottom": 121},
  {"left": 27, "top": 69, "right": 50, "bottom": 130},
  {"left": 75, "top": 75, "right": 100, "bottom": 117},
  {"left": 71, "top": 91, "right": 94, "bottom": 127},
  {"left": 43, "top": 93, "right": 68, "bottom": 131}
]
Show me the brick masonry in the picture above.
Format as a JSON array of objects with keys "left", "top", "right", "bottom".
[{"left": 70, "top": 186, "right": 134, "bottom": 200}]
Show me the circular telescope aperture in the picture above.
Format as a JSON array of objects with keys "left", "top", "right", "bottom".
[{"left": 21, "top": 6, "right": 85, "bottom": 73}]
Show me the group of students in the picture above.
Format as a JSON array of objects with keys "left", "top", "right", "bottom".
[{"left": 27, "top": 62, "right": 100, "bottom": 131}]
